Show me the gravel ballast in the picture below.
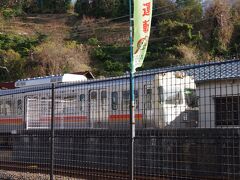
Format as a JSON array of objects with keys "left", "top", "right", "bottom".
[{"left": 0, "top": 170, "right": 84, "bottom": 180}]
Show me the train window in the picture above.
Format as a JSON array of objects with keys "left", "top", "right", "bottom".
[
  {"left": 55, "top": 98, "right": 65, "bottom": 115},
  {"left": 79, "top": 94, "right": 85, "bottom": 112},
  {"left": 158, "top": 86, "right": 164, "bottom": 104},
  {"left": 5, "top": 101, "right": 13, "bottom": 115},
  {"left": 101, "top": 91, "right": 107, "bottom": 110},
  {"left": 122, "top": 91, "right": 130, "bottom": 110},
  {"left": 80, "top": 94, "right": 85, "bottom": 101},
  {"left": 112, "top": 92, "right": 118, "bottom": 110},
  {"left": 64, "top": 96, "right": 77, "bottom": 114},
  {"left": 146, "top": 89, "right": 152, "bottom": 110},
  {"left": 0, "top": 102, "right": 5, "bottom": 116},
  {"left": 135, "top": 90, "right": 139, "bottom": 109},
  {"left": 17, "top": 99, "right": 22, "bottom": 115},
  {"left": 90, "top": 91, "right": 97, "bottom": 100},
  {"left": 165, "top": 91, "right": 183, "bottom": 105},
  {"left": 184, "top": 88, "right": 198, "bottom": 108},
  {"left": 41, "top": 97, "right": 51, "bottom": 115},
  {"left": 122, "top": 90, "right": 139, "bottom": 110}
]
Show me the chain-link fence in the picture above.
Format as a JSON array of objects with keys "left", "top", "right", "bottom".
[{"left": 0, "top": 60, "right": 239, "bottom": 179}]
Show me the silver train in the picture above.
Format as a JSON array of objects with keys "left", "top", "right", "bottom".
[{"left": 0, "top": 71, "right": 198, "bottom": 133}]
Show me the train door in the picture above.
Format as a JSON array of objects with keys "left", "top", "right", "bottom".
[
  {"left": 25, "top": 96, "right": 50, "bottom": 129},
  {"left": 89, "top": 90, "right": 98, "bottom": 128},
  {"left": 99, "top": 90, "right": 108, "bottom": 128},
  {"left": 144, "top": 85, "right": 153, "bottom": 127},
  {"left": 163, "top": 84, "right": 185, "bottom": 127},
  {"left": 89, "top": 90, "right": 108, "bottom": 128}
]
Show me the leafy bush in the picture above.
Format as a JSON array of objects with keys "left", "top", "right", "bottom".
[
  {"left": 103, "top": 60, "right": 124, "bottom": 76},
  {"left": 0, "top": 34, "right": 40, "bottom": 57},
  {"left": 75, "top": 0, "right": 128, "bottom": 18},
  {"left": 87, "top": 38, "right": 99, "bottom": 46},
  {"left": 2, "top": 8, "right": 15, "bottom": 20}
]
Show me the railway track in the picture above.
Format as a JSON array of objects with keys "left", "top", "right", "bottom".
[{"left": 0, "top": 160, "right": 231, "bottom": 180}]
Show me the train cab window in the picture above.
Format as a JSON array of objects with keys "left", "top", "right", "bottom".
[
  {"left": 158, "top": 86, "right": 164, "bottom": 104},
  {"left": 79, "top": 94, "right": 85, "bottom": 112},
  {"left": 165, "top": 91, "right": 183, "bottom": 105},
  {"left": 184, "top": 88, "right": 198, "bottom": 108},
  {"left": 112, "top": 92, "right": 118, "bottom": 110},
  {"left": 146, "top": 89, "right": 152, "bottom": 110},
  {"left": 101, "top": 91, "right": 107, "bottom": 110},
  {"left": 17, "top": 99, "right": 22, "bottom": 115}
]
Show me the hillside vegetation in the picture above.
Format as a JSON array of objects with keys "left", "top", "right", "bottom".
[{"left": 0, "top": 0, "right": 240, "bottom": 81}]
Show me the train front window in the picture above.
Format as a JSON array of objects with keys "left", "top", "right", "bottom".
[
  {"left": 184, "top": 88, "right": 198, "bottom": 108},
  {"left": 165, "top": 90, "right": 183, "bottom": 105}
]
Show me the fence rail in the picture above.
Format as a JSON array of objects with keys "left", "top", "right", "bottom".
[{"left": 0, "top": 60, "right": 240, "bottom": 179}]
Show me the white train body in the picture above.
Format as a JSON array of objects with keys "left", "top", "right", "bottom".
[{"left": 0, "top": 72, "right": 197, "bottom": 132}]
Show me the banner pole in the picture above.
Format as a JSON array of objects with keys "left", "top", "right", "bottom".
[{"left": 129, "top": 0, "right": 135, "bottom": 179}]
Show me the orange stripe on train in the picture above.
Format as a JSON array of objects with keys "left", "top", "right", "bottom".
[
  {"left": 0, "top": 118, "right": 23, "bottom": 125},
  {"left": 109, "top": 114, "right": 143, "bottom": 121}
]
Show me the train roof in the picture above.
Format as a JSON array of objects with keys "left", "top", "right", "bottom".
[
  {"left": 0, "top": 59, "right": 239, "bottom": 96},
  {"left": 15, "top": 74, "right": 87, "bottom": 88}
]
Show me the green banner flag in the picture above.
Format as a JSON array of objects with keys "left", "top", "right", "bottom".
[{"left": 133, "top": 0, "right": 153, "bottom": 72}]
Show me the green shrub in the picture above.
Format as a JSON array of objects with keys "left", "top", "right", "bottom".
[
  {"left": 87, "top": 38, "right": 99, "bottom": 46},
  {"left": 2, "top": 8, "right": 15, "bottom": 20}
]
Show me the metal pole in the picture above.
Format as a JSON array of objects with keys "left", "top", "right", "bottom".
[
  {"left": 50, "top": 83, "right": 55, "bottom": 180},
  {"left": 129, "top": 0, "right": 135, "bottom": 179}
]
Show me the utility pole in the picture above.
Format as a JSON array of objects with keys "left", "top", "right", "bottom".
[{"left": 129, "top": 0, "right": 135, "bottom": 179}]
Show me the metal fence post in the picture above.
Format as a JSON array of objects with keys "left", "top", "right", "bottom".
[
  {"left": 50, "top": 83, "right": 55, "bottom": 180},
  {"left": 129, "top": 0, "right": 135, "bottom": 178}
]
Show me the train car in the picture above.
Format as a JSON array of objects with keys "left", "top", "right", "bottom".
[{"left": 0, "top": 71, "right": 198, "bottom": 133}]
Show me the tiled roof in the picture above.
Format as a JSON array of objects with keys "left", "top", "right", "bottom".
[{"left": 186, "top": 60, "right": 240, "bottom": 82}]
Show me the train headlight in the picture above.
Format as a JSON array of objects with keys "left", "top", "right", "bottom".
[{"left": 175, "top": 71, "right": 185, "bottom": 78}]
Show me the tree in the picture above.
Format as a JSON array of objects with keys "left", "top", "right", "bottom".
[
  {"left": 152, "top": 0, "right": 176, "bottom": 24},
  {"left": 175, "top": 0, "right": 203, "bottom": 23},
  {"left": 232, "top": 0, "right": 240, "bottom": 23},
  {"left": 204, "top": 0, "right": 233, "bottom": 56},
  {"left": 75, "top": 0, "right": 93, "bottom": 17},
  {"left": 75, "top": 0, "right": 124, "bottom": 18},
  {"left": 229, "top": 0, "right": 240, "bottom": 55},
  {"left": 156, "top": 20, "right": 196, "bottom": 51}
]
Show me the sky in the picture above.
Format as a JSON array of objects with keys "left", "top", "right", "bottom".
[{"left": 71, "top": 0, "right": 77, "bottom": 5}]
